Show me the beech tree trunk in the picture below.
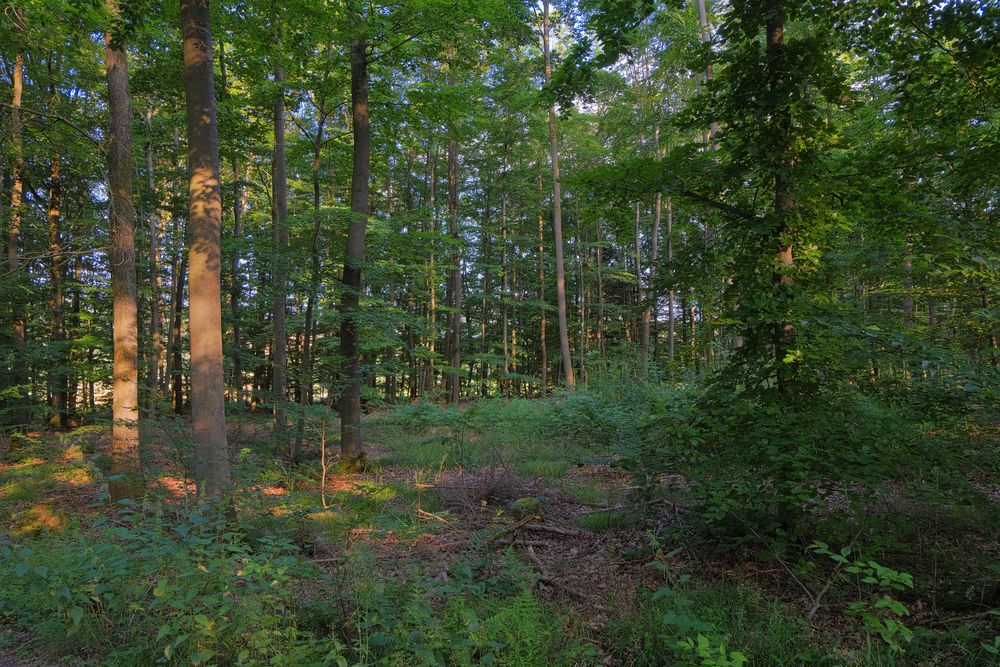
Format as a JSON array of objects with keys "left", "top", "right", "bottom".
[
  {"left": 536, "top": 172, "right": 547, "bottom": 396},
  {"left": 7, "top": 38, "right": 28, "bottom": 428},
  {"left": 542, "top": 0, "right": 574, "bottom": 388},
  {"left": 339, "top": 33, "right": 369, "bottom": 464},
  {"left": 105, "top": 3, "right": 143, "bottom": 499},
  {"left": 168, "top": 251, "right": 186, "bottom": 414},
  {"left": 180, "top": 0, "right": 231, "bottom": 497},
  {"left": 144, "top": 106, "right": 164, "bottom": 414},
  {"left": 294, "top": 101, "right": 327, "bottom": 455},
  {"left": 271, "top": 64, "right": 290, "bottom": 454},
  {"left": 218, "top": 41, "right": 244, "bottom": 405},
  {"left": 47, "top": 146, "right": 67, "bottom": 429}
]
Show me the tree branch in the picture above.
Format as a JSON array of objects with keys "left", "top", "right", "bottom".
[{"left": 1, "top": 102, "right": 102, "bottom": 148}]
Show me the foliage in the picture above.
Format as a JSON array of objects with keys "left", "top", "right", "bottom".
[{"left": 0, "top": 503, "right": 336, "bottom": 665}]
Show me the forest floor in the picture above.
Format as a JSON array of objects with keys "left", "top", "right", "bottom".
[{"left": 1, "top": 401, "right": 999, "bottom": 665}]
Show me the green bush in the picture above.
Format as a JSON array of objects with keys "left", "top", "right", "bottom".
[{"left": 0, "top": 503, "right": 339, "bottom": 666}]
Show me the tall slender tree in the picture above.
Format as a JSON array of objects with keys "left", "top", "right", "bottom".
[
  {"left": 271, "top": 62, "right": 289, "bottom": 453},
  {"left": 180, "top": 0, "right": 231, "bottom": 496},
  {"left": 105, "top": 0, "right": 143, "bottom": 500},
  {"left": 339, "top": 24, "right": 369, "bottom": 464},
  {"left": 542, "top": 0, "right": 574, "bottom": 388}
]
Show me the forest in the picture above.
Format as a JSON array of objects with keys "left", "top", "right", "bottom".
[{"left": 0, "top": 0, "right": 998, "bottom": 664}]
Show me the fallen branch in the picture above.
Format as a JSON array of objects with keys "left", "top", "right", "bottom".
[
  {"left": 416, "top": 508, "right": 467, "bottom": 535},
  {"left": 486, "top": 514, "right": 538, "bottom": 543},
  {"left": 512, "top": 539, "right": 554, "bottom": 548},
  {"left": 525, "top": 523, "right": 581, "bottom": 537}
]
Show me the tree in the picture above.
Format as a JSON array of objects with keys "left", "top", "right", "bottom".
[
  {"left": 339, "top": 24, "right": 369, "bottom": 465},
  {"left": 542, "top": 0, "right": 574, "bottom": 389},
  {"left": 271, "top": 61, "right": 289, "bottom": 453},
  {"left": 105, "top": 0, "right": 142, "bottom": 500},
  {"left": 180, "top": 0, "right": 230, "bottom": 497}
]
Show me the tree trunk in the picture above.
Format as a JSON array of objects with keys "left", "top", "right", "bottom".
[
  {"left": 294, "top": 104, "right": 326, "bottom": 456},
  {"left": 447, "top": 136, "right": 461, "bottom": 404},
  {"left": 635, "top": 201, "right": 645, "bottom": 368},
  {"left": 595, "top": 218, "right": 605, "bottom": 360},
  {"left": 218, "top": 41, "right": 244, "bottom": 405},
  {"left": 271, "top": 64, "right": 290, "bottom": 454},
  {"left": 47, "top": 150, "right": 67, "bottom": 429},
  {"left": 7, "top": 39, "right": 28, "bottom": 428},
  {"left": 666, "top": 198, "right": 675, "bottom": 363},
  {"left": 543, "top": 0, "right": 574, "bottom": 388},
  {"left": 339, "top": 33, "right": 369, "bottom": 464},
  {"left": 180, "top": 0, "right": 231, "bottom": 497},
  {"left": 766, "top": 0, "right": 796, "bottom": 394},
  {"left": 697, "top": 0, "right": 719, "bottom": 143},
  {"left": 105, "top": 3, "right": 143, "bottom": 499},
  {"left": 145, "top": 106, "right": 164, "bottom": 414},
  {"left": 643, "top": 194, "right": 661, "bottom": 374},
  {"left": 536, "top": 171, "right": 548, "bottom": 396},
  {"left": 576, "top": 207, "right": 586, "bottom": 383},
  {"left": 479, "top": 195, "right": 490, "bottom": 398},
  {"left": 168, "top": 251, "right": 186, "bottom": 414},
  {"left": 902, "top": 238, "right": 914, "bottom": 328}
]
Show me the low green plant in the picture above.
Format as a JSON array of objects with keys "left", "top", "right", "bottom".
[
  {"left": 811, "top": 541, "right": 915, "bottom": 653},
  {"left": 0, "top": 502, "right": 339, "bottom": 665},
  {"left": 676, "top": 633, "right": 747, "bottom": 667}
]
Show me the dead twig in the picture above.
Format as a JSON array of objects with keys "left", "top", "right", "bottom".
[
  {"left": 525, "top": 523, "right": 582, "bottom": 537},
  {"left": 416, "top": 508, "right": 467, "bottom": 535},
  {"left": 486, "top": 514, "right": 538, "bottom": 543}
]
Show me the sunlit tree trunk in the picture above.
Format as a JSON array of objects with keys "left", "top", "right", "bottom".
[
  {"left": 7, "top": 34, "right": 28, "bottom": 428},
  {"left": 47, "top": 153, "right": 67, "bottom": 428},
  {"left": 105, "top": 2, "right": 143, "bottom": 499},
  {"left": 180, "top": 0, "right": 231, "bottom": 497}
]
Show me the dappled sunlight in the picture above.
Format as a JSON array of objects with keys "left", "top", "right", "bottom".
[
  {"left": 60, "top": 445, "right": 84, "bottom": 463},
  {"left": 3, "top": 457, "right": 45, "bottom": 469},
  {"left": 51, "top": 467, "right": 91, "bottom": 487},
  {"left": 152, "top": 475, "right": 194, "bottom": 501},
  {"left": 11, "top": 503, "right": 66, "bottom": 537}
]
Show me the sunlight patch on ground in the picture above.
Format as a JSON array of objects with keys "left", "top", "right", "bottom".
[
  {"left": 52, "top": 467, "right": 92, "bottom": 487},
  {"left": 243, "top": 484, "right": 290, "bottom": 497},
  {"left": 11, "top": 503, "right": 66, "bottom": 536},
  {"left": 2, "top": 457, "right": 45, "bottom": 469},
  {"left": 154, "top": 475, "right": 194, "bottom": 500},
  {"left": 60, "top": 445, "right": 85, "bottom": 463}
]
